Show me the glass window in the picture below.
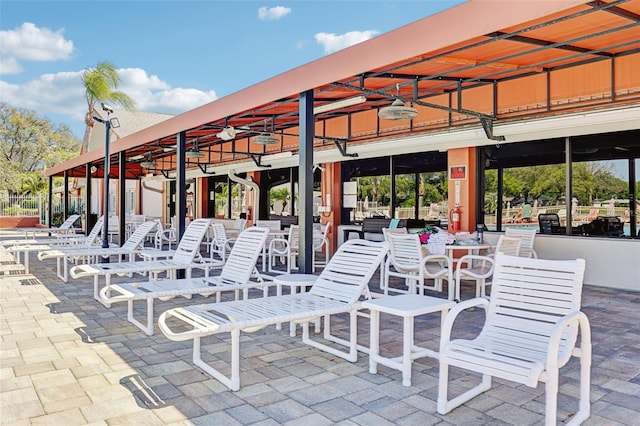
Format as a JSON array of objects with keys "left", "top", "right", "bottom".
[{"left": 482, "top": 130, "right": 638, "bottom": 237}]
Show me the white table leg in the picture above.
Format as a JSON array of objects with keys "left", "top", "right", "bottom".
[
  {"left": 402, "top": 315, "right": 414, "bottom": 386},
  {"left": 369, "top": 310, "right": 380, "bottom": 374}
]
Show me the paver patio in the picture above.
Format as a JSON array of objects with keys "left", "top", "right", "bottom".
[{"left": 1, "top": 231, "right": 639, "bottom": 425}]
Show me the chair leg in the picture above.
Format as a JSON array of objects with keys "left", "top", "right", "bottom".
[
  {"left": 437, "top": 360, "right": 492, "bottom": 415},
  {"left": 192, "top": 331, "right": 241, "bottom": 391},
  {"left": 545, "top": 367, "right": 559, "bottom": 426},
  {"left": 567, "top": 320, "right": 591, "bottom": 425}
]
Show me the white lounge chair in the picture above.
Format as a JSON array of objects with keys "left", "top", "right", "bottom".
[
  {"left": 2, "top": 216, "right": 105, "bottom": 274},
  {"left": 438, "top": 253, "right": 591, "bottom": 426},
  {"left": 98, "top": 227, "right": 271, "bottom": 335},
  {"left": 37, "top": 220, "right": 158, "bottom": 282},
  {"left": 69, "top": 219, "right": 212, "bottom": 307},
  {"left": 158, "top": 239, "right": 389, "bottom": 391},
  {"left": 17, "top": 214, "right": 81, "bottom": 239}
]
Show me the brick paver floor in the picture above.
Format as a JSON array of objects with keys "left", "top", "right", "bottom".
[{"left": 1, "top": 232, "right": 639, "bottom": 425}]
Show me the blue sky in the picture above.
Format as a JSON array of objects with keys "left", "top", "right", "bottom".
[{"left": 1, "top": 1, "right": 464, "bottom": 140}]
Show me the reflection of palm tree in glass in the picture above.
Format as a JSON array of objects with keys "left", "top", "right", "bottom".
[{"left": 270, "top": 188, "right": 290, "bottom": 214}]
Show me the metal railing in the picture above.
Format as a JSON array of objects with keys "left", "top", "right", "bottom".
[{"left": 0, "top": 194, "right": 85, "bottom": 226}]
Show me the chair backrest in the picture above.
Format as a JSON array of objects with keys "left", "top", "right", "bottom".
[
  {"left": 255, "top": 220, "right": 281, "bottom": 231},
  {"left": 288, "top": 224, "right": 300, "bottom": 250},
  {"left": 211, "top": 222, "right": 228, "bottom": 242},
  {"left": 313, "top": 222, "right": 332, "bottom": 250},
  {"left": 310, "top": 239, "right": 389, "bottom": 304},
  {"left": 382, "top": 227, "right": 408, "bottom": 239},
  {"left": 79, "top": 216, "right": 104, "bottom": 247},
  {"left": 538, "top": 213, "right": 560, "bottom": 234},
  {"left": 122, "top": 221, "right": 159, "bottom": 251},
  {"left": 494, "top": 235, "right": 522, "bottom": 257},
  {"left": 487, "top": 253, "right": 586, "bottom": 364},
  {"left": 58, "top": 214, "right": 80, "bottom": 230},
  {"left": 504, "top": 228, "right": 536, "bottom": 258},
  {"left": 384, "top": 233, "right": 423, "bottom": 271},
  {"left": 172, "top": 219, "right": 212, "bottom": 264},
  {"left": 219, "top": 227, "right": 270, "bottom": 284},
  {"left": 233, "top": 218, "right": 247, "bottom": 231}
]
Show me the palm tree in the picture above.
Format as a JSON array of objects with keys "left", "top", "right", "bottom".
[{"left": 81, "top": 60, "right": 136, "bottom": 153}]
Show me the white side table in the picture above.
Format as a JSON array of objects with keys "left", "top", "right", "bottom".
[
  {"left": 362, "top": 294, "right": 455, "bottom": 386},
  {"left": 272, "top": 273, "right": 319, "bottom": 336}
]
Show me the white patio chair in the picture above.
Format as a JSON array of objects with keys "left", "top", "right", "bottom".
[
  {"left": 99, "top": 227, "right": 270, "bottom": 335},
  {"left": 69, "top": 219, "right": 212, "bottom": 307},
  {"left": 158, "top": 239, "right": 389, "bottom": 391},
  {"left": 504, "top": 227, "right": 537, "bottom": 258},
  {"left": 454, "top": 235, "right": 522, "bottom": 300},
  {"left": 255, "top": 219, "right": 284, "bottom": 271},
  {"left": 268, "top": 224, "right": 299, "bottom": 274},
  {"left": 380, "top": 226, "right": 408, "bottom": 287},
  {"left": 38, "top": 220, "right": 159, "bottom": 282},
  {"left": 383, "top": 233, "right": 453, "bottom": 298},
  {"left": 208, "top": 222, "right": 231, "bottom": 262},
  {"left": 438, "top": 253, "right": 591, "bottom": 426},
  {"left": 268, "top": 223, "right": 332, "bottom": 274},
  {"left": 154, "top": 219, "right": 177, "bottom": 250},
  {"left": 312, "top": 221, "right": 332, "bottom": 272}
]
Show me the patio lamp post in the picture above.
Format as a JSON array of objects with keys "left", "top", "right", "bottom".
[{"left": 93, "top": 103, "right": 120, "bottom": 254}]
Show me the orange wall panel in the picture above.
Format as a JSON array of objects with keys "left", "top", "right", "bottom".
[
  {"left": 550, "top": 61, "right": 610, "bottom": 101},
  {"left": 498, "top": 73, "right": 548, "bottom": 112},
  {"left": 615, "top": 53, "right": 640, "bottom": 94},
  {"left": 447, "top": 147, "right": 477, "bottom": 233}
]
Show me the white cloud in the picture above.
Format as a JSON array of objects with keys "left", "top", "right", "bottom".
[
  {"left": 258, "top": 6, "right": 291, "bottom": 21},
  {"left": 115, "top": 68, "right": 217, "bottom": 114},
  {"left": 0, "top": 67, "right": 217, "bottom": 133},
  {"left": 315, "top": 30, "right": 379, "bottom": 54},
  {"left": 0, "top": 22, "right": 74, "bottom": 75}
]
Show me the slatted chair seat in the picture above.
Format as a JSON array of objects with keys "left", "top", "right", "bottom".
[
  {"left": 438, "top": 253, "right": 591, "bottom": 426},
  {"left": 69, "top": 219, "right": 212, "bottom": 307},
  {"left": 99, "top": 227, "right": 270, "bottom": 335},
  {"left": 158, "top": 239, "right": 389, "bottom": 391}
]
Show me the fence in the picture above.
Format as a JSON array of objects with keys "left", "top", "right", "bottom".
[{"left": 0, "top": 194, "right": 85, "bottom": 226}]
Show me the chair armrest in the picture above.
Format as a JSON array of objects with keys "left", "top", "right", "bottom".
[
  {"left": 546, "top": 311, "right": 591, "bottom": 369},
  {"left": 440, "top": 298, "right": 489, "bottom": 353},
  {"left": 268, "top": 237, "right": 289, "bottom": 254},
  {"left": 158, "top": 310, "right": 207, "bottom": 342},
  {"left": 420, "top": 254, "right": 453, "bottom": 276},
  {"left": 455, "top": 255, "right": 495, "bottom": 279}
]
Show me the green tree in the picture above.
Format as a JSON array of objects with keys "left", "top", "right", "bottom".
[
  {"left": 0, "top": 103, "right": 80, "bottom": 195},
  {"left": 81, "top": 60, "right": 136, "bottom": 152}
]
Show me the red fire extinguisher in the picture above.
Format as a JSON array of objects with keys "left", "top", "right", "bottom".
[{"left": 450, "top": 206, "right": 462, "bottom": 232}]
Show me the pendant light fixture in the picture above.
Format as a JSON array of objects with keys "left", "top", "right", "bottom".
[
  {"left": 378, "top": 84, "right": 418, "bottom": 120},
  {"left": 185, "top": 138, "right": 204, "bottom": 159},
  {"left": 253, "top": 119, "right": 279, "bottom": 145},
  {"left": 140, "top": 153, "right": 155, "bottom": 169}
]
